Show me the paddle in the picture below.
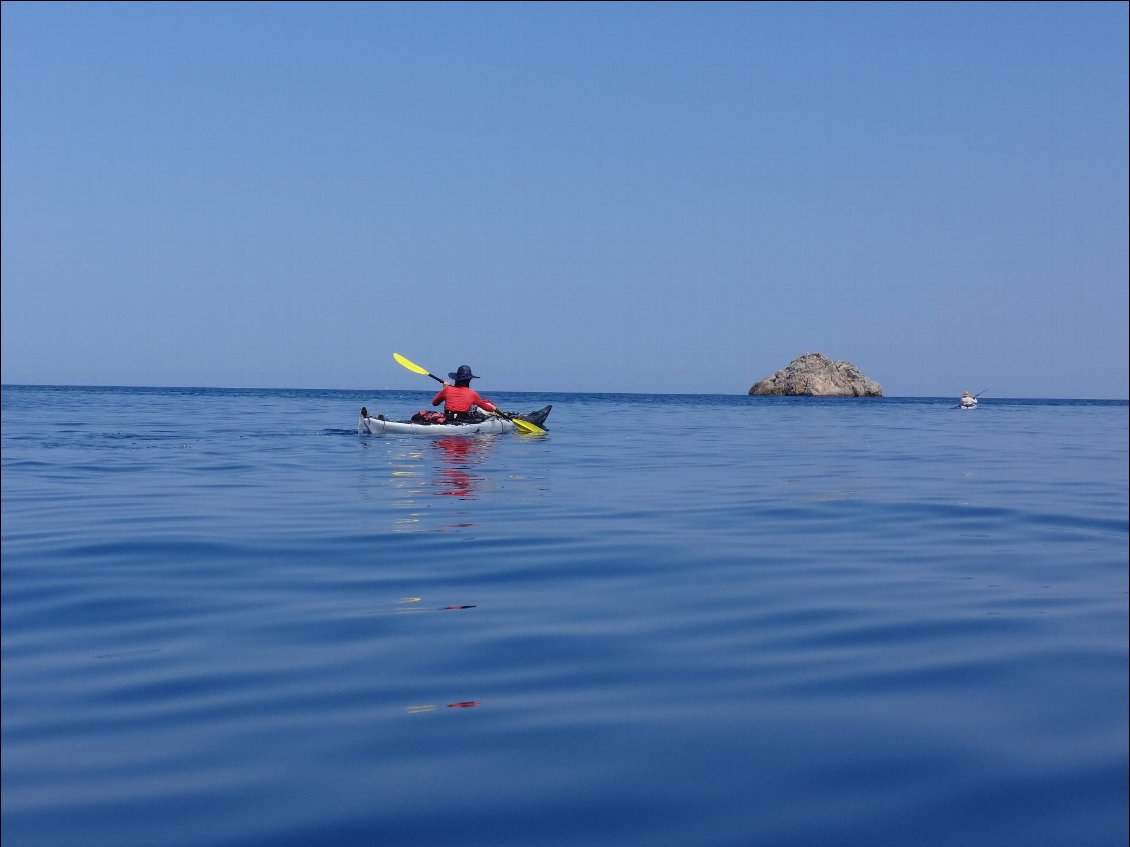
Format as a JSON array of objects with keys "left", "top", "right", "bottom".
[
  {"left": 953, "top": 389, "right": 988, "bottom": 409},
  {"left": 392, "top": 353, "right": 546, "bottom": 435}
]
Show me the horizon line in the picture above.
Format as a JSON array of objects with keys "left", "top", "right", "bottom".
[{"left": 2, "top": 383, "right": 1127, "bottom": 403}]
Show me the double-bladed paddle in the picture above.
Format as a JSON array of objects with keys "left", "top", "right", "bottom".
[{"left": 392, "top": 353, "right": 546, "bottom": 435}]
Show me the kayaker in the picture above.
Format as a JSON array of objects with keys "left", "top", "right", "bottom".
[
  {"left": 959, "top": 391, "right": 977, "bottom": 409},
  {"left": 432, "top": 365, "right": 500, "bottom": 423}
]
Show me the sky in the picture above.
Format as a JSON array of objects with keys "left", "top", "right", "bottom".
[{"left": 2, "top": 1, "right": 1127, "bottom": 398}]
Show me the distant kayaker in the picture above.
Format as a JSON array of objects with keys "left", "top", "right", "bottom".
[
  {"left": 959, "top": 391, "right": 978, "bottom": 409},
  {"left": 432, "top": 365, "right": 500, "bottom": 422}
]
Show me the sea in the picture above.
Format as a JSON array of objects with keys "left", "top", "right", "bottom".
[{"left": 2, "top": 385, "right": 1127, "bottom": 847}]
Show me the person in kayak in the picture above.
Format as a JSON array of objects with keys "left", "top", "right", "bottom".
[
  {"left": 432, "top": 365, "right": 500, "bottom": 423},
  {"left": 959, "top": 391, "right": 978, "bottom": 409}
]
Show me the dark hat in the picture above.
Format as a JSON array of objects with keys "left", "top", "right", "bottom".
[{"left": 449, "top": 365, "right": 479, "bottom": 382}]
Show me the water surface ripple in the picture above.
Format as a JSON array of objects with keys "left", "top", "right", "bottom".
[{"left": 3, "top": 386, "right": 1127, "bottom": 846}]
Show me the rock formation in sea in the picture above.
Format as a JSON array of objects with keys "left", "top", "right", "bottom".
[{"left": 748, "top": 353, "right": 883, "bottom": 397}]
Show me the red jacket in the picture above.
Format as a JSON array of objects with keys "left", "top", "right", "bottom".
[{"left": 432, "top": 385, "right": 497, "bottom": 414}]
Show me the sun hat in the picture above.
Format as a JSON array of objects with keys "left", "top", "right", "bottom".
[{"left": 449, "top": 365, "right": 479, "bottom": 382}]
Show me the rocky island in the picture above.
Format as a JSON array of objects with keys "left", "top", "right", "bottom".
[{"left": 749, "top": 353, "right": 883, "bottom": 397}]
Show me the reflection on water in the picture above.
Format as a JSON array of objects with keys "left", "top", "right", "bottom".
[
  {"left": 383, "top": 434, "right": 498, "bottom": 531},
  {"left": 431, "top": 435, "right": 495, "bottom": 500}
]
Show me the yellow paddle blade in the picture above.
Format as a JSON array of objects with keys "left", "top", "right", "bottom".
[
  {"left": 489, "top": 411, "right": 544, "bottom": 435},
  {"left": 393, "top": 353, "right": 429, "bottom": 375},
  {"left": 512, "top": 419, "right": 547, "bottom": 436},
  {"left": 507, "top": 416, "right": 547, "bottom": 436}
]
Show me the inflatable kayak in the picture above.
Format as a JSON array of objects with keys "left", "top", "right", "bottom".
[{"left": 358, "top": 405, "right": 552, "bottom": 436}]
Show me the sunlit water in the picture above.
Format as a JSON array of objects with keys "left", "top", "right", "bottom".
[{"left": 3, "top": 385, "right": 1127, "bottom": 847}]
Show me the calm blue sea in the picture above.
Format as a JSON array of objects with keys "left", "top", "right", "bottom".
[{"left": 2, "top": 385, "right": 1127, "bottom": 847}]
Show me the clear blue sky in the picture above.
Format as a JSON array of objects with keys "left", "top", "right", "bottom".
[{"left": 2, "top": 1, "right": 1127, "bottom": 397}]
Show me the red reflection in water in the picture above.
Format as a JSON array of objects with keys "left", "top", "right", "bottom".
[
  {"left": 436, "top": 468, "right": 473, "bottom": 498},
  {"left": 432, "top": 436, "right": 492, "bottom": 500}
]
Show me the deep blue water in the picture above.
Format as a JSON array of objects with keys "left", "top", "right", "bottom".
[{"left": 3, "top": 385, "right": 1127, "bottom": 847}]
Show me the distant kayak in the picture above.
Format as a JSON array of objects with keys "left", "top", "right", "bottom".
[
  {"left": 956, "top": 390, "right": 987, "bottom": 409},
  {"left": 358, "top": 405, "right": 552, "bottom": 436}
]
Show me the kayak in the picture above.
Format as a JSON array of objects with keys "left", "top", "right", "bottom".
[
  {"left": 358, "top": 405, "right": 552, "bottom": 436},
  {"left": 358, "top": 405, "right": 551, "bottom": 435}
]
